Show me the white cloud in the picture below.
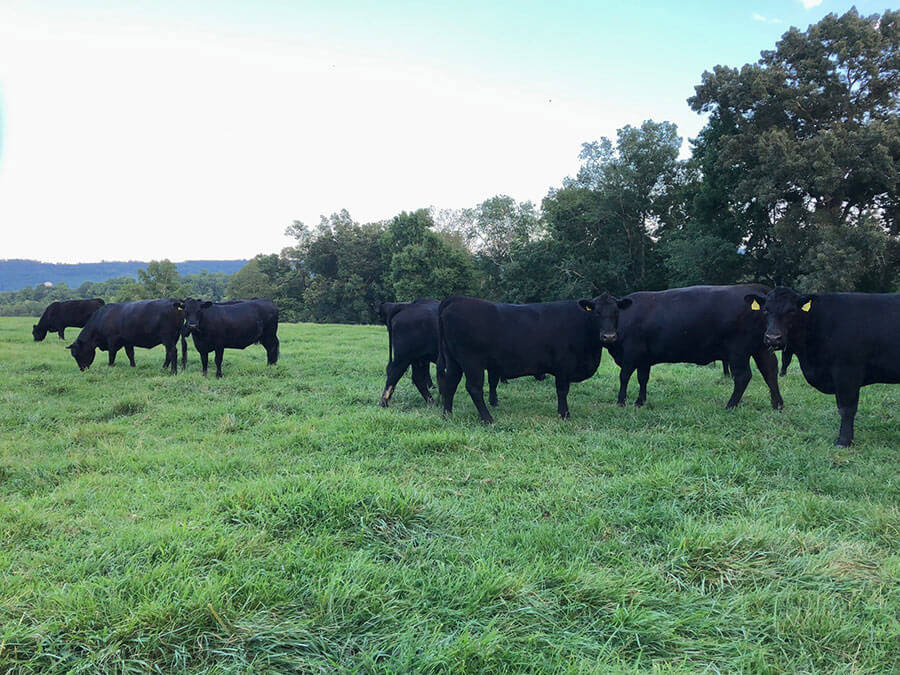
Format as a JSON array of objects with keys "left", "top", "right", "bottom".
[
  {"left": 799, "top": 0, "right": 823, "bottom": 8},
  {"left": 753, "top": 13, "right": 782, "bottom": 23}
]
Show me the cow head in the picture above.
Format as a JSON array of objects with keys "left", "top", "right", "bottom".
[
  {"left": 67, "top": 339, "right": 96, "bottom": 371},
  {"left": 181, "top": 298, "right": 212, "bottom": 336},
  {"left": 578, "top": 292, "right": 632, "bottom": 343},
  {"left": 32, "top": 324, "right": 47, "bottom": 341},
  {"left": 745, "top": 287, "right": 814, "bottom": 350}
]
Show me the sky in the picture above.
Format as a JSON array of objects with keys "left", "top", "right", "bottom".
[{"left": 0, "top": 0, "right": 886, "bottom": 262}]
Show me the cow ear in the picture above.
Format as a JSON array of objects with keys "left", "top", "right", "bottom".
[
  {"left": 578, "top": 299, "right": 594, "bottom": 312},
  {"left": 798, "top": 295, "right": 814, "bottom": 312},
  {"left": 66, "top": 343, "right": 75, "bottom": 350},
  {"left": 173, "top": 301, "right": 184, "bottom": 310},
  {"left": 744, "top": 294, "right": 764, "bottom": 311},
  {"left": 201, "top": 301, "right": 213, "bottom": 309},
  {"left": 617, "top": 298, "right": 632, "bottom": 310}
]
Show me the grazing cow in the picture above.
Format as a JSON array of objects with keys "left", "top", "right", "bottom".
[
  {"left": 33, "top": 298, "right": 105, "bottom": 341},
  {"left": 607, "top": 285, "right": 783, "bottom": 410},
  {"left": 181, "top": 298, "right": 279, "bottom": 377},
  {"left": 377, "top": 299, "right": 440, "bottom": 406},
  {"left": 67, "top": 299, "right": 184, "bottom": 373},
  {"left": 746, "top": 287, "right": 900, "bottom": 446},
  {"left": 438, "top": 294, "right": 631, "bottom": 422}
]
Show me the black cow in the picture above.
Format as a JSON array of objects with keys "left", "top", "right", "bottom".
[
  {"left": 33, "top": 298, "right": 105, "bottom": 341},
  {"left": 181, "top": 298, "right": 279, "bottom": 377},
  {"left": 67, "top": 299, "right": 184, "bottom": 373},
  {"left": 377, "top": 299, "right": 439, "bottom": 406},
  {"left": 747, "top": 287, "right": 900, "bottom": 446},
  {"left": 607, "top": 285, "right": 783, "bottom": 410},
  {"left": 438, "top": 294, "right": 630, "bottom": 422}
]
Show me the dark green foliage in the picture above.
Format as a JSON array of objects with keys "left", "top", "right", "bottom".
[{"left": 687, "top": 8, "right": 900, "bottom": 290}]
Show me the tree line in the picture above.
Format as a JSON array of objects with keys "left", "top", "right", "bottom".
[{"left": 3, "top": 9, "right": 897, "bottom": 323}]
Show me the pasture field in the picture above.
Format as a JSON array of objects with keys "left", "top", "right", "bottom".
[{"left": 0, "top": 316, "right": 897, "bottom": 673}]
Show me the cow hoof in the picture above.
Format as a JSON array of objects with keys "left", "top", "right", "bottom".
[
  {"left": 378, "top": 399, "right": 389, "bottom": 408},
  {"left": 559, "top": 412, "right": 570, "bottom": 420},
  {"left": 773, "top": 402, "right": 784, "bottom": 411},
  {"left": 725, "top": 402, "right": 737, "bottom": 410},
  {"left": 634, "top": 401, "right": 644, "bottom": 408},
  {"left": 834, "top": 438, "right": 852, "bottom": 447},
  {"left": 617, "top": 401, "right": 626, "bottom": 408}
]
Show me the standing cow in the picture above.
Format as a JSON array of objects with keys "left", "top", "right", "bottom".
[
  {"left": 746, "top": 287, "right": 899, "bottom": 446},
  {"left": 377, "top": 299, "right": 440, "bottom": 406},
  {"left": 438, "top": 294, "right": 630, "bottom": 423},
  {"left": 67, "top": 299, "right": 184, "bottom": 373},
  {"left": 33, "top": 298, "right": 105, "bottom": 341},
  {"left": 606, "top": 285, "right": 783, "bottom": 410},
  {"left": 181, "top": 298, "right": 279, "bottom": 377}
]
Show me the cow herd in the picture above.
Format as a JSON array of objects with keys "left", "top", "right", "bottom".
[
  {"left": 33, "top": 297, "right": 279, "bottom": 378},
  {"left": 377, "top": 285, "right": 899, "bottom": 448},
  {"left": 29, "top": 285, "right": 898, "bottom": 447}
]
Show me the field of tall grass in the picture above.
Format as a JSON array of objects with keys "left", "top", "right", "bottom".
[{"left": 0, "top": 316, "right": 897, "bottom": 672}]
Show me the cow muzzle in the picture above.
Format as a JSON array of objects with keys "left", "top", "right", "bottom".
[
  {"left": 764, "top": 333, "right": 784, "bottom": 349},
  {"left": 601, "top": 332, "right": 618, "bottom": 343}
]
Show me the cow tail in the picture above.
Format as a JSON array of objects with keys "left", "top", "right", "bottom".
[{"left": 436, "top": 303, "right": 447, "bottom": 383}]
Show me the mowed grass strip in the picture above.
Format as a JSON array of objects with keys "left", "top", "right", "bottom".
[{"left": 0, "top": 317, "right": 897, "bottom": 672}]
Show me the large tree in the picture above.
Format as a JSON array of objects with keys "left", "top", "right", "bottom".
[
  {"left": 542, "top": 120, "right": 680, "bottom": 295},
  {"left": 688, "top": 8, "right": 900, "bottom": 291}
]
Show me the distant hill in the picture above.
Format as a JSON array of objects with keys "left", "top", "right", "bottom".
[{"left": 0, "top": 259, "right": 249, "bottom": 292}]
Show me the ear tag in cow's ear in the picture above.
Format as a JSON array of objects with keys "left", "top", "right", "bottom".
[
  {"left": 801, "top": 300, "right": 811, "bottom": 312},
  {"left": 750, "top": 300, "right": 760, "bottom": 311},
  {"left": 584, "top": 305, "right": 592, "bottom": 311}
]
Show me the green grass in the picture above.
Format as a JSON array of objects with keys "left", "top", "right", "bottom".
[{"left": 0, "top": 317, "right": 897, "bottom": 673}]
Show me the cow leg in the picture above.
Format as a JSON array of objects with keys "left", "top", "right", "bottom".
[
  {"left": 780, "top": 349, "right": 793, "bottom": 377},
  {"left": 634, "top": 364, "right": 650, "bottom": 407},
  {"left": 181, "top": 334, "right": 188, "bottom": 371},
  {"left": 265, "top": 336, "right": 279, "bottom": 365},
  {"left": 440, "top": 359, "right": 463, "bottom": 417},
  {"left": 167, "top": 343, "right": 177, "bottom": 374},
  {"left": 725, "top": 358, "right": 752, "bottom": 408},
  {"left": 463, "top": 368, "right": 493, "bottom": 424},
  {"left": 833, "top": 370, "right": 861, "bottom": 447},
  {"left": 617, "top": 364, "right": 635, "bottom": 406},
  {"left": 200, "top": 350, "right": 209, "bottom": 376},
  {"left": 58, "top": 328, "right": 65, "bottom": 340},
  {"left": 214, "top": 348, "right": 225, "bottom": 378},
  {"left": 556, "top": 377, "right": 571, "bottom": 419},
  {"left": 488, "top": 370, "right": 500, "bottom": 407},
  {"left": 380, "top": 357, "right": 410, "bottom": 407},
  {"left": 752, "top": 349, "right": 783, "bottom": 410},
  {"left": 722, "top": 360, "right": 729, "bottom": 377},
  {"left": 411, "top": 361, "right": 434, "bottom": 405},
  {"left": 125, "top": 345, "right": 136, "bottom": 367},
  {"left": 108, "top": 346, "right": 119, "bottom": 366}
]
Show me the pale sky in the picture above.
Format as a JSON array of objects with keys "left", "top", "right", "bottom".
[{"left": 0, "top": 0, "right": 876, "bottom": 262}]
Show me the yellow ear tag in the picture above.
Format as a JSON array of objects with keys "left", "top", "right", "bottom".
[
  {"left": 801, "top": 300, "right": 811, "bottom": 312},
  {"left": 584, "top": 305, "right": 592, "bottom": 311},
  {"left": 750, "top": 300, "right": 760, "bottom": 311}
]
